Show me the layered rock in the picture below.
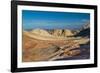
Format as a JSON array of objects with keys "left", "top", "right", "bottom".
[
  {"left": 22, "top": 29, "right": 89, "bottom": 62},
  {"left": 52, "top": 29, "right": 76, "bottom": 37},
  {"left": 30, "top": 28, "right": 52, "bottom": 36},
  {"left": 53, "top": 29, "right": 63, "bottom": 36},
  {"left": 63, "top": 29, "right": 76, "bottom": 37},
  {"left": 22, "top": 23, "right": 90, "bottom": 62}
]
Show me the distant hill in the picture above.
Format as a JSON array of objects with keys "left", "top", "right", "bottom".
[
  {"left": 76, "top": 28, "right": 90, "bottom": 37},
  {"left": 75, "top": 23, "right": 90, "bottom": 37}
]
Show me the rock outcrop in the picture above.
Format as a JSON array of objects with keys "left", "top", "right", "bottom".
[
  {"left": 29, "top": 28, "right": 78, "bottom": 37},
  {"left": 53, "top": 29, "right": 64, "bottom": 36},
  {"left": 51, "top": 29, "right": 76, "bottom": 37},
  {"left": 30, "top": 29, "right": 52, "bottom": 36},
  {"left": 63, "top": 29, "right": 76, "bottom": 37}
]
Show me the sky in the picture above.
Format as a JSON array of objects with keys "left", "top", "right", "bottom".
[{"left": 22, "top": 10, "right": 90, "bottom": 30}]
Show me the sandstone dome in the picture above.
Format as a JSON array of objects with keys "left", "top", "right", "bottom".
[
  {"left": 64, "top": 29, "right": 75, "bottom": 37},
  {"left": 31, "top": 29, "right": 52, "bottom": 36}
]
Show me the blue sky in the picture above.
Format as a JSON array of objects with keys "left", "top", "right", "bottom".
[{"left": 22, "top": 10, "right": 90, "bottom": 30}]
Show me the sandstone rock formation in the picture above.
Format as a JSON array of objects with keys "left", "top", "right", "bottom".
[
  {"left": 22, "top": 28, "right": 90, "bottom": 62},
  {"left": 30, "top": 28, "right": 52, "bottom": 36},
  {"left": 63, "top": 29, "right": 76, "bottom": 37},
  {"left": 49, "top": 29, "right": 76, "bottom": 37},
  {"left": 53, "top": 29, "right": 64, "bottom": 36}
]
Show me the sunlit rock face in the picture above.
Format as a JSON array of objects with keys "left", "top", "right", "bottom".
[
  {"left": 63, "top": 29, "right": 76, "bottom": 37},
  {"left": 53, "top": 29, "right": 63, "bottom": 36},
  {"left": 29, "top": 28, "right": 78, "bottom": 38},
  {"left": 30, "top": 28, "right": 52, "bottom": 36},
  {"left": 51, "top": 29, "right": 76, "bottom": 37}
]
